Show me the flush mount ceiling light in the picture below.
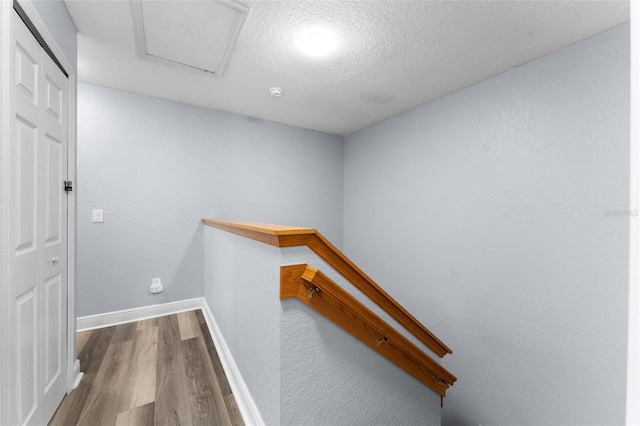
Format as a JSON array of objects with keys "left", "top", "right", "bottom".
[{"left": 296, "top": 26, "right": 338, "bottom": 58}]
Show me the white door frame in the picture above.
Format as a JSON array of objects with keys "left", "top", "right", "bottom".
[
  {"left": 0, "top": 0, "right": 78, "bottom": 424},
  {"left": 628, "top": 3, "right": 640, "bottom": 425}
]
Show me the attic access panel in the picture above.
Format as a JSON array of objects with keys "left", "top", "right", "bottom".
[{"left": 130, "top": 0, "right": 249, "bottom": 77}]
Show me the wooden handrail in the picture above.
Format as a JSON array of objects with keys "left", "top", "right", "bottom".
[
  {"left": 202, "top": 218, "right": 452, "bottom": 357},
  {"left": 281, "top": 264, "right": 456, "bottom": 396}
]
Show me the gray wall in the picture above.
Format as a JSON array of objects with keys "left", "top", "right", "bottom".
[
  {"left": 204, "top": 226, "right": 282, "bottom": 425},
  {"left": 343, "top": 23, "right": 630, "bottom": 426},
  {"left": 77, "top": 83, "right": 344, "bottom": 316},
  {"left": 279, "top": 246, "right": 441, "bottom": 426},
  {"left": 204, "top": 225, "right": 441, "bottom": 425}
]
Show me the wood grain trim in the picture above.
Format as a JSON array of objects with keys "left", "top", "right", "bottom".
[
  {"left": 280, "top": 264, "right": 307, "bottom": 298},
  {"left": 203, "top": 218, "right": 452, "bottom": 357},
  {"left": 201, "top": 218, "right": 314, "bottom": 247},
  {"left": 280, "top": 264, "right": 456, "bottom": 396},
  {"left": 305, "top": 232, "right": 452, "bottom": 356}
]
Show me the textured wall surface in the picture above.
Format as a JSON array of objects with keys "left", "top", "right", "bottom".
[
  {"left": 76, "top": 83, "right": 343, "bottom": 316},
  {"left": 344, "top": 24, "right": 630, "bottom": 426},
  {"left": 203, "top": 226, "right": 441, "bottom": 425},
  {"left": 282, "top": 245, "right": 440, "bottom": 359},
  {"left": 204, "top": 227, "right": 282, "bottom": 426},
  {"left": 280, "top": 246, "right": 441, "bottom": 425}
]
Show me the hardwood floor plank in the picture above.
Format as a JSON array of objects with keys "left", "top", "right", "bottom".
[
  {"left": 76, "top": 338, "right": 134, "bottom": 425},
  {"left": 195, "top": 310, "right": 243, "bottom": 425},
  {"left": 112, "top": 321, "right": 137, "bottom": 343},
  {"left": 155, "top": 314, "right": 194, "bottom": 426},
  {"left": 177, "top": 310, "right": 202, "bottom": 341},
  {"left": 182, "top": 336, "right": 232, "bottom": 426},
  {"left": 116, "top": 402, "right": 155, "bottom": 426},
  {"left": 121, "top": 326, "right": 158, "bottom": 410},
  {"left": 130, "top": 402, "right": 155, "bottom": 426},
  {"left": 195, "top": 309, "right": 233, "bottom": 396},
  {"left": 136, "top": 317, "right": 159, "bottom": 330},
  {"left": 76, "top": 330, "right": 92, "bottom": 355},
  {"left": 49, "top": 327, "right": 116, "bottom": 426},
  {"left": 50, "top": 313, "right": 244, "bottom": 426},
  {"left": 115, "top": 409, "right": 131, "bottom": 426},
  {"left": 79, "top": 326, "right": 116, "bottom": 374},
  {"left": 223, "top": 394, "right": 245, "bottom": 426},
  {"left": 48, "top": 371, "right": 95, "bottom": 426}
]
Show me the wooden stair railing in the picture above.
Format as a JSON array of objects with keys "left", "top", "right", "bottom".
[
  {"left": 202, "top": 218, "right": 456, "bottom": 396},
  {"left": 280, "top": 264, "right": 456, "bottom": 396},
  {"left": 201, "top": 218, "right": 452, "bottom": 358}
]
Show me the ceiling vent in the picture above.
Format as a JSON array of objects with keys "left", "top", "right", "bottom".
[{"left": 130, "top": 0, "right": 249, "bottom": 77}]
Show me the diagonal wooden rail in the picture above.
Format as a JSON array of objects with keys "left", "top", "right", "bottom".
[
  {"left": 280, "top": 264, "right": 456, "bottom": 396},
  {"left": 202, "top": 218, "right": 452, "bottom": 358}
]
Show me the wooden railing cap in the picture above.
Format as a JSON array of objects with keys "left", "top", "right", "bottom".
[
  {"left": 202, "top": 217, "right": 453, "bottom": 357},
  {"left": 202, "top": 218, "right": 314, "bottom": 236}
]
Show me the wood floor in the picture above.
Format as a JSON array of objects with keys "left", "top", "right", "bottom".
[{"left": 49, "top": 310, "right": 244, "bottom": 426}]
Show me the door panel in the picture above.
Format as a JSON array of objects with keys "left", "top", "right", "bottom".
[
  {"left": 39, "top": 18, "right": 69, "bottom": 424},
  {"left": 16, "top": 289, "right": 38, "bottom": 425},
  {"left": 45, "top": 74, "right": 62, "bottom": 121},
  {"left": 9, "top": 9, "right": 69, "bottom": 426},
  {"left": 44, "top": 133, "right": 62, "bottom": 246},
  {"left": 44, "top": 273, "right": 62, "bottom": 392},
  {"left": 11, "top": 14, "right": 41, "bottom": 426},
  {"left": 14, "top": 117, "right": 37, "bottom": 255},
  {"left": 15, "top": 41, "right": 38, "bottom": 103},
  {"left": 11, "top": 4, "right": 40, "bottom": 312}
]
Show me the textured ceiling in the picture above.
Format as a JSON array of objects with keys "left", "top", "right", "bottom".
[{"left": 64, "top": 0, "right": 630, "bottom": 136}]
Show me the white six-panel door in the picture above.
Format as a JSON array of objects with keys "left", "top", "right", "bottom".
[{"left": 9, "top": 9, "right": 68, "bottom": 425}]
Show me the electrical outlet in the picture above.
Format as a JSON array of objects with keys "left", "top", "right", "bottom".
[{"left": 150, "top": 277, "right": 163, "bottom": 294}]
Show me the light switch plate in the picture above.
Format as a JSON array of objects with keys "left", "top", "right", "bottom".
[{"left": 92, "top": 209, "right": 104, "bottom": 223}]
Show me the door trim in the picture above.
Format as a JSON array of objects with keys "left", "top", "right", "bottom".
[
  {"left": 628, "top": 2, "right": 640, "bottom": 425},
  {"left": 0, "top": 1, "right": 77, "bottom": 424},
  {"left": 0, "top": 3, "right": 10, "bottom": 424}
]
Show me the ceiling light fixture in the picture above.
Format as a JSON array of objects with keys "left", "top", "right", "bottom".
[{"left": 296, "top": 26, "right": 337, "bottom": 58}]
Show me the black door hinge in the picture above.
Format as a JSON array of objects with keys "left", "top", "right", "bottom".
[{"left": 64, "top": 181, "right": 73, "bottom": 192}]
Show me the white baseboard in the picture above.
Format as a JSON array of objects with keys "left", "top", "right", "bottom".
[
  {"left": 72, "top": 359, "right": 83, "bottom": 390},
  {"left": 74, "top": 298, "right": 264, "bottom": 426},
  {"left": 76, "top": 298, "right": 204, "bottom": 331},
  {"left": 200, "top": 302, "right": 265, "bottom": 426}
]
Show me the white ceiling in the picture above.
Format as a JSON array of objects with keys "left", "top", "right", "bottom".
[{"left": 63, "top": 0, "right": 630, "bottom": 136}]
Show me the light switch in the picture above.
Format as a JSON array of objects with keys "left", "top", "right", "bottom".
[{"left": 92, "top": 209, "right": 104, "bottom": 223}]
